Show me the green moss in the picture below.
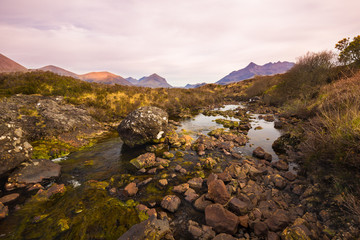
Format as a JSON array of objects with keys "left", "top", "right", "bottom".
[
  {"left": 4, "top": 181, "right": 146, "bottom": 240},
  {"left": 31, "top": 139, "right": 75, "bottom": 160}
]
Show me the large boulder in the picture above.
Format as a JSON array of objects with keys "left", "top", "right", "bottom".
[{"left": 117, "top": 106, "right": 168, "bottom": 147}]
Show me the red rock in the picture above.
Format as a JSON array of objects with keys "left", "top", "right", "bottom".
[
  {"left": 124, "top": 182, "right": 138, "bottom": 196},
  {"left": 161, "top": 195, "right": 181, "bottom": 213},
  {"left": 0, "top": 193, "right": 20, "bottom": 204},
  {"left": 207, "top": 179, "right": 230, "bottom": 205},
  {"left": 205, "top": 204, "right": 239, "bottom": 234}
]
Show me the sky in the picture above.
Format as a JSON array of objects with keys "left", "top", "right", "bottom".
[{"left": 0, "top": 0, "right": 359, "bottom": 87}]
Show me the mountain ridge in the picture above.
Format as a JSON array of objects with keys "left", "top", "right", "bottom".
[{"left": 216, "top": 61, "right": 294, "bottom": 85}]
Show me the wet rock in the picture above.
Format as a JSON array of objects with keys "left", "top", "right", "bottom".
[
  {"left": 228, "top": 197, "right": 251, "bottom": 216},
  {"left": 161, "top": 195, "right": 181, "bottom": 213},
  {"left": 188, "top": 177, "right": 204, "bottom": 189},
  {"left": 117, "top": 106, "right": 168, "bottom": 148},
  {"left": 124, "top": 182, "right": 138, "bottom": 196},
  {"left": 138, "top": 177, "right": 152, "bottom": 187},
  {"left": 283, "top": 171, "right": 297, "bottom": 181},
  {"left": 36, "top": 183, "right": 65, "bottom": 199},
  {"left": 147, "top": 167, "right": 157, "bottom": 174},
  {"left": 173, "top": 183, "right": 190, "bottom": 194},
  {"left": 0, "top": 202, "right": 8, "bottom": 219},
  {"left": 213, "top": 233, "right": 237, "bottom": 240},
  {"left": 263, "top": 115, "right": 275, "bottom": 122},
  {"left": 217, "top": 171, "right": 232, "bottom": 183},
  {"left": 202, "top": 157, "right": 217, "bottom": 170},
  {"left": 267, "top": 231, "right": 280, "bottom": 240},
  {"left": 118, "top": 215, "right": 171, "bottom": 240},
  {"left": 281, "top": 224, "right": 312, "bottom": 240},
  {"left": 194, "top": 194, "right": 212, "bottom": 212},
  {"left": 188, "top": 220, "right": 216, "bottom": 240},
  {"left": 207, "top": 179, "right": 231, "bottom": 205},
  {"left": 272, "top": 160, "right": 289, "bottom": 171},
  {"left": 252, "top": 147, "right": 266, "bottom": 159},
  {"left": 159, "top": 179, "right": 168, "bottom": 187},
  {"left": 163, "top": 151, "right": 174, "bottom": 159},
  {"left": 205, "top": 204, "right": 239, "bottom": 234},
  {"left": 7, "top": 159, "right": 61, "bottom": 189},
  {"left": 238, "top": 214, "right": 249, "bottom": 228},
  {"left": 253, "top": 221, "right": 268, "bottom": 237},
  {"left": 184, "top": 188, "right": 199, "bottom": 202},
  {"left": 264, "top": 209, "right": 291, "bottom": 232},
  {"left": 130, "top": 152, "right": 156, "bottom": 169},
  {"left": 0, "top": 193, "right": 20, "bottom": 204},
  {"left": 274, "top": 121, "right": 283, "bottom": 129},
  {"left": 272, "top": 174, "right": 287, "bottom": 189}
]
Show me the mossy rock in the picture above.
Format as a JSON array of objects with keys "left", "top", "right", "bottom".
[{"left": 3, "top": 181, "right": 147, "bottom": 240}]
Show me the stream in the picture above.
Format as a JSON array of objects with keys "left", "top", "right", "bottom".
[{"left": 0, "top": 103, "right": 284, "bottom": 239}]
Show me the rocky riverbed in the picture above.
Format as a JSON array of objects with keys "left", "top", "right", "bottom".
[{"left": 0, "top": 98, "right": 354, "bottom": 239}]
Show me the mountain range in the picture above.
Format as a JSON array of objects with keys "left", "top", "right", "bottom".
[
  {"left": 216, "top": 61, "right": 294, "bottom": 85},
  {"left": 0, "top": 53, "right": 172, "bottom": 88},
  {"left": 0, "top": 53, "right": 294, "bottom": 88}
]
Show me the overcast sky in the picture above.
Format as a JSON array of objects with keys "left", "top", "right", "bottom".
[{"left": 0, "top": 0, "right": 359, "bottom": 86}]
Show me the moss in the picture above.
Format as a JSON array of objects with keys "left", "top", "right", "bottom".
[
  {"left": 31, "top": 139, "right": 75, "bottom": 160},
  {"left": 4, "top": 181, "right": 146, "bottom": 240},
  {"left": 215, "top": 119, "right": 240, "bottom": 128}
]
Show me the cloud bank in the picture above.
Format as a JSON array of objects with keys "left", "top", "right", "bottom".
[{"left": 0, "top": 0, "right": 359, "bottom": 86}]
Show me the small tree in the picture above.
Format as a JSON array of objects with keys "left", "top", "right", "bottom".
[{"left": 335, "top": 35, "right": 360, "bottom": 65}]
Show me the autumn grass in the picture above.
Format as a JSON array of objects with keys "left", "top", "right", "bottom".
[{"left": 0, "top": 71, "right": 239, "bottom": 121}]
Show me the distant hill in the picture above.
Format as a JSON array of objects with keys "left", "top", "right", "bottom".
[
  {"left": 216, "top": 61, "right": 294, "bottom": 85},
  {"left": 184, "top": 82, "right": 207, "bottom": 89},
  {"left": 38, "top": 65, "right": 79, "bottom": 79},
  {"left": 126, "top": 77, "right": 139, "bottom": 85},
  {"left": 79, "top": 72, "right": 133, "bottom": 86},
  {"left": 0, "top": 53, "right": 27, "bottom": 73},
  {"left": 137, "top": 73, "right": 172, "bottom": 88}
]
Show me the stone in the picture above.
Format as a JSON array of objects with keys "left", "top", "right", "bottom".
[
  {"left": 188, "top": 177, "right": 204, "bottom": 189},
  {"left": 117, "top": 106, "right": 168, "bottom": 147},
  {"left": 268, "top": 231, "right": 280, "bottom": 240},
  {"left": 174, "top": 165, "right": 182, "bottom": 172},
  {"left": 184, "top": 188, "right": 199, "bottom": 202},
  {"left": 253, "top": 221, "right": 268, "bottom": 237},
  {"left": 194, "top": 194, "right": 212, "bottom": 212},
  {"left": 147, "top": 167, "right": 157, "bottom": 174},
  {"left": 0, "top": 202, "right": 8, "bottom": 219},
  {"left": 217, "top": 172, "right": 232, "bottom": 182},
  {"left": 283, "top": 171, "right": 297, "bottom": 181},
  {"left": 163, "top": 151, "right": 174, "bottom": 159},
  {"left": 161, "top": 195, "right": 181, "bottom": 213},
  {"left": 173, "top": 183, "right": 190, "bottom": 194},
  {"left": 213, "top": 233, "right": 237, "bottom": 240},
  {"left": 207, "top": 179, "right": 231, "bottom": 205},
  {"left": 274, "top": 121, "right": 283, "bottom": 129},
  {"left": 264, "top": 209, "right": 291, "bottom": 232},
  {"left": 36, "top": 183, "right": 65, "bottom": 199},
  {"left": 253, "top": 147, "right": 265, "bottom": 159},
  {"left": 205, "top": 204, "right": 239, "bottom": 234},
  {"left": 124, "top": 182, "right": 138, "bottom": 196},
  {"left": 238, "top": 215, "right": 249, "bottom": 228},
  {"left": 138, "top": 178, "right": 152, "bottom": 187},
  {"left": 0, "top": 193, "right": 20, "bottom": 204},
  {"left": 272, "top": 160, "right": 289, "bottom": 171},
  {"left": 159, "top": 179, "right": 168, "bottom": 187},
  {"left": 118, "top": 216, "right": 171, "bottom": 240},
  {"left": 130, "top": 152, "right": 156, "bottom": 169},
  {"left": 7, "top": 159, "right": 61, "bottom": 188},
  {"left": 228, "top": 197, "right": 250, "bottom": 216},
  {"left": 281, "top": 225, "right": 312, "bottom": 240},
  {"left": 272, "top": 174, "right": 287, "bottom": 189},
  {"left": 188, "top": 220, "right": 216, "bottom": 240},
  {"left": 264, "top": 152, "right": 273, "bottom": 161}
]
